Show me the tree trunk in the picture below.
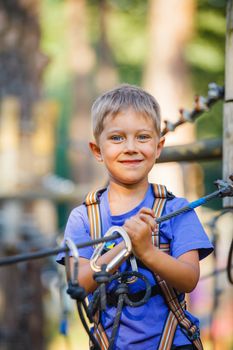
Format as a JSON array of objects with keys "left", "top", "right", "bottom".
[
  {"left": 95, "top": 0, "right": 118, "bottom": 93},
  {"left": 0, "top": 0, "right": 48, "bottom": 121},
  {"left": 143, "top": 0, "right": 200, "bottom": 200}
]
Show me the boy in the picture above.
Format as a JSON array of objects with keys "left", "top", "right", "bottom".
[{"left": 57, "top": 84, "right": 213, "bottom": 350}]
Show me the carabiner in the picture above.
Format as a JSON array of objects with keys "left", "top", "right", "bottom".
[
  {"left": 90, "top": 226, "right": 132, "bottom": 272},
  {"left": 65, "top": 237, "right": 79, "bottom": 284}
]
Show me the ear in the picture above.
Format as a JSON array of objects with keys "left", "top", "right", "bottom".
[
  {"left": 89, "top": 142, "right": 103, "bottom": 162},
  {"left": 155, "top": 136, "right": 165, "bottom": 159}
]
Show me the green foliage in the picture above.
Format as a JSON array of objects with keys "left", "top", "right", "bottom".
[
  {"left": 195, "top": 102, "right": 223, "bottom": 140},
  {"left": 87, "top": 0, "right": 147, "bottom": 86},
  {"left": 186, "top": 1, "right": 226, "bottom": 140},
  {"left": 200, "top": 161, "right": 223, "bottom": 210},
  {"left": 198, "top": 0, "right": 227, "bottom": 9},
  {"left": 117, "top": 63, "right": 143, "bottom": 85},
  {"left": 40, "top": 0, "right": 69, "bottom": 89}
]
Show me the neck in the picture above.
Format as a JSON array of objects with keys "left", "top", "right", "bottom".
[
  {"left": 108, "top": 180, "right": 150, "bottom": 215},
  {"left": 109, "top": 181, "right": 149, "bottom": 196}
]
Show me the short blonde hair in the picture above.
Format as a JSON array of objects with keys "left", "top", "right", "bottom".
[{"left": 91, "top": 84, "right": 161, "bottom": 141}]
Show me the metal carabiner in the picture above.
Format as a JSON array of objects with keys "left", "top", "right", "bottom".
[
  {"left": 90, "top": 226, "right": 132, "bottom": 273},
  {"left": 65, "top": 237, "right": 79, "bottom": 284}
]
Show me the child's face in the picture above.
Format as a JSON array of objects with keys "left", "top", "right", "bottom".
[{"left": 90, "top": 108, "right": 164, "bottom": 187}]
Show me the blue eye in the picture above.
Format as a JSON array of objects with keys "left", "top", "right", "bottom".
[
  {"left": 110, "top": 135, "right": 124, "bottom": 142},
  {"left": 137, "top": 134, "right": 151, "bottom": 141}
]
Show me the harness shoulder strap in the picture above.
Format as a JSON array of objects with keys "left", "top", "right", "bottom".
[
  {"left": 85, "top": 188, "right": 106, "bottom": 242},
  {"left": 152, "top": 184, "right": 203, "bottom": 350},
  {"left": 85, "top": 188, "right": 109, "bottom": 350},
  {"left": 151, "top": 184, "right": 172, "bottom": 251}
]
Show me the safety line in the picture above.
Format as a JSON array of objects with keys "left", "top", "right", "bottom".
[
  {"left": 0, "top": 233, "right": 119, "bottom": 266},
  {"left": 0, "top": 179, "right": 232, "bottom": 267}
]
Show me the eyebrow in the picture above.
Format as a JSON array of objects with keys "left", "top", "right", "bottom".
[{"left": 106, "top": 128, "right": 154, "bottom": 133}]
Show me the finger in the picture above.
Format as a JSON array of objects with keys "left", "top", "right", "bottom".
[
  {"left": 127, "top": 216, "right": 142, "bottom": 226},
  {"left": 139, "top": 213, "right": 156, "bottom": 230},
  {"left": 139, "top": 207, "right": 155, "bottom": 218},
  {"left": 123, "top": 217, "right": 142, "bottom": 232}
]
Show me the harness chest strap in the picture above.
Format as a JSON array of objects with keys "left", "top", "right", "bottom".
[{"left": 85, "top": 184, "right": 203, "bottom": 350}]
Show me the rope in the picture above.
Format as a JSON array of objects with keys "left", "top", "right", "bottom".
[
  {"left": 108, "top": 293, "right": 124, "bottom": 350},
  {"left": 0, "top": 177, "right": 232, "bottom": 267},
  {"left": 77, "top": 302, "right": 101, "bottom": 350},
  {"left": 88, "top": 270, "right": 152, "bottom": 350},
  {"left": 66, "top": 280, "right": 101, "bottom": 350},
  {"left": 156, "top": 190, "right": 228, "bottom": 224},
  {"left": 0, "top": 233, "right": 119, "bottom": 266},
  {"left": 87, "top": 289, "right": 101, "bottom": 320},
  {"left": 93, "top": 264, "right": 110, "bottom": 311},
  {"left": 108, "top": 271, "right": 152, "bottom": 307}
]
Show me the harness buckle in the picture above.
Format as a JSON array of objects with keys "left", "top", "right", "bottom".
[{"left": 90, "top": 226, "right": 132, "bottom": 272}]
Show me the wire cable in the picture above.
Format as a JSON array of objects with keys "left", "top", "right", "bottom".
[{"left": 0, "top": 176, "right": 232, "bottom": 267}]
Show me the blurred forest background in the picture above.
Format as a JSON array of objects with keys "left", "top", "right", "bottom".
[{"left": 0, "top": 0, "right": 232, "bottom": 349}]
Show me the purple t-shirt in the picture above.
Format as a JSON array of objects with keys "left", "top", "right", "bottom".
[{"left": 57, "top": 184, "right": 213, "bottom": 350}]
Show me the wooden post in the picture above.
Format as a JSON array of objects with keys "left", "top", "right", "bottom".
[
  {"left": 31, "top": 100, "right": 59, "bottom": 235},
  {"left": 31, "top": 100, "right": 59, "bottom": 177},
  {"left": 223, "top": 0, "right": 233, "bottom": 208},
  {"left": 0, "top": 97, "right": 20, "bottom": 193}
]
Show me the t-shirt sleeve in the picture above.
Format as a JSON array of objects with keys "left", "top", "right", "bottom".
[
  {"left": 56, "top": 205, "right": 94, "bottom": 265},
  {"left": 167, "top": 198, "right": 214, "bottom": 260}
]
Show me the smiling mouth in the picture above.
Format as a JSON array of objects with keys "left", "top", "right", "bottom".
[{"left": 120, "top": 160, "right": 143, "bottom": 165}]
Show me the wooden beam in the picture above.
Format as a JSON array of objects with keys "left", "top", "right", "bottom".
[
  {"left": 158, "top": 138, "right": 222, "bottom": 163},
  {"left": 223, "top": 0, "right": 233, "bottom": 207}
]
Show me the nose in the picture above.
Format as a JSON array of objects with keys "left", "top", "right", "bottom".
[{"left": 124, "top": 137, "right": 137, "bottom": 153}]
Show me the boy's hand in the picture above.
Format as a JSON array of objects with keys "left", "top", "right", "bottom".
[{"left": 123, "top": 207, "right": 158, "bottom": 260}]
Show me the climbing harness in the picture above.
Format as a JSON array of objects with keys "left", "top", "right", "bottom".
[
  {"left": 60, "top": 176, "right": 232, "bottom": 350},
  {"left": 0, "top": 175, "right": 231, "bottom": 350},
  {"left": 0, "top": 178, "right": 232, "bottom": 350},
  {"left": 84, "top": 184, "right": 204, "bottom": 350}
]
